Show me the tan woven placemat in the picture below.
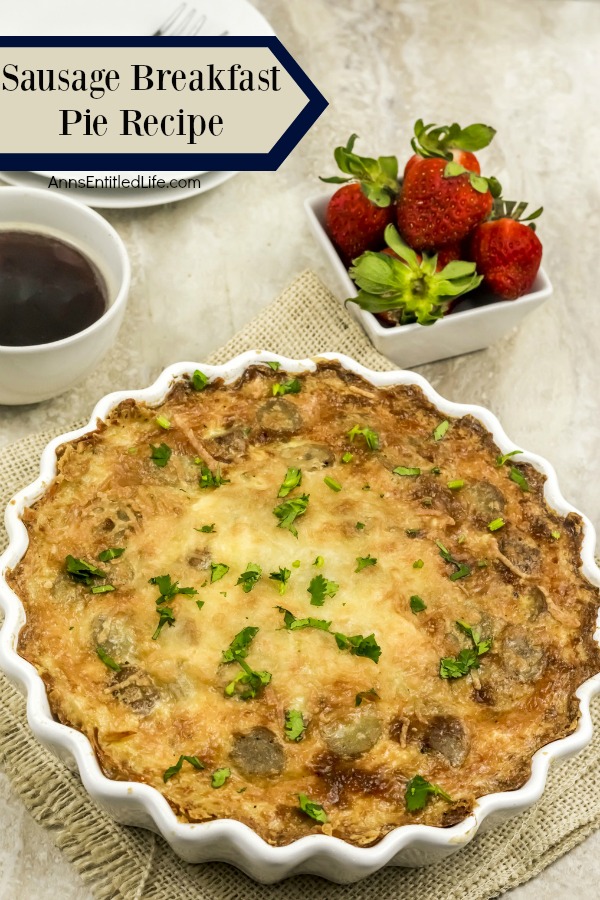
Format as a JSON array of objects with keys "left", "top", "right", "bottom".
[{"left": 1, "top": 270, "right": 600, "bottom": 900}]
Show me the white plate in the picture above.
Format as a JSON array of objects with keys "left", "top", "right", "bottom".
[
  {"left": 3, "top": 0, "right": 275, "bottom": 38},
  {"left": 0, "top": 169, "right": 237, "bottom": 209}
]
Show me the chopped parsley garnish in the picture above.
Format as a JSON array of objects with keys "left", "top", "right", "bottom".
[
  {"left": 509, "top": 466, "right": 530, "bottom": 492},
  {"left": 334, "top": 631, "right": 381, "bottom": 663},
  {"left": 195, "top": 524, "right": 216, "bottom": 533},
  {"left": 393, "top": 466, "right": 421, "bottom": 477},
  {"left": 65, "top": 555, "right": 106, "bottom": 586},
  {"left": 307, "top": 574, "right": 339, "bottom": 606},
  {"left": 266, "top": 360, "right": 281, "bottom": 371},
  {"left": 236, "top": 563, "right": 262, "bottom": 593},
  {"left": 313, "top": 555, "right": 324, "bottom": 567},
  {"left": 551, "top": 530, "right": 561, "bottom": 540},
  {"left": 269, "top": 567, "right": 291, "bottom": 593},
  {"left": 97, "top": 548, "right": 125, "bottom": 562},
  {"left": 405, "top": 528, "right": 421, "bottom": 538},
  {"left": 439, "top": 620, "right": 492, "bottom": 679},
  {"left": 278, "top": 466, "right": 302, "bottom": 498},
  {"left": 347, "top": 424, "right": 379, "bottom": 450},
  {"left": 272, "top": 378, "right": 301, "bottom": 396},
  {"left": 90, "top": 584, "right": 115, "bottom": 594},
  {"left": 192, "top": 369, "right": 209, "bottom": 391},
  {"left": 199, "top": 465, "right": 230, "bottom": 489},
  {"left": 496, "top": 449, "right": 522, "bottom": 466},
  {"left": 210, "top": 562, "right": 230, "bottom": 583},
  {"left": 298, "top": 793, "right": 327, "bottom": 824},
  {"left": 356, "top": 522, "right": 365, "bottom": 530},
  {"left": 211, "top": 767, "right": 231, "bottom": 788},
  {"left": 433, "top": 420, "right": 449, "bottom": 442},
  {"left": 96, "top": 646, "right": 121, "bottom": 671},
  {"left": 342, "top": 452, "right": 353, "bottom": 463},
  {"left": 155, "top": 415, "right": 170, "bottom": 430},
  {"left": 277, "top": 607, "right": 331, "bottom": 632},
  {"left": 292, "top": 560, "right": 301, "bottom": 568},
  {"left": 355, "top": 555, "right": 377, "bottom": 572},
  {"left": 150, "top": 442, "right": 171, "bottom": 467},
  {"left": 488, "top": 518, "right": 505, "bottom": 532},
  {"left": 435, "top": 541, "right": 472, "bottom": 581},
  {"left": 196, "top": 599, "right": 205, "bottom": 610},
  {"left": 430, "top": 466, "right": 441, "bottom": 475},
  {"left": 149, "top": 574, "right": 198, "bottom": 640},
  {"left": 163, "top": 755, "right": 205, "bottom": 782},
  {"left": 410, "top": 595, "right": 427, "bottom": 613},
  {"left": 413, "top": 559, "right": 424, "bottom": 569},
  {"left": 222, "top": 627, "right": 271, "bottom": 700},
  {"left": 355, "top": 689, "right": 379, "bottom": 706},
  {"left": 405, "top": 775, "right": 451, "bottom": 811},
  {"left": 284, "top": 709, "right": 306, "bottom": 741},
  {"left": 447, "top": 479, "right": 464, "bottom": 490},
  {"left": 324, "top": 476, "right": 342, "bottom": 492},
  {"left": 222, "top": 626, "right": 259, "bottom": 662},
  {"left": 273, "top": 494, "right": 310, "bottom": 537}
]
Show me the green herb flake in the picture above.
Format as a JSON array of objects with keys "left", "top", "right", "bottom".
[
  {"left": 334, "top": 631, "right": 382, "bottom": 663},
  {"left": 210, "top": 562, "right": 230, "bottom": 583},
  {"left": 284, "top": 709, "right": 306, "bottom": 742},
  {"left": 273, "top": 494, "right": 310, "bottom": 538},
  {"left": 155, "top": 415, "right": 171, "bottom": 430},
  {"left": 413, "top": 559, "right": 424, "bottom": 569},
  {"left": 435, "top": 540, "right": 472, "bottom": 581},
  {"left": 410, "top": 595, "right": 426, "bottom": 613},
  {"left": 97, "top": 547, "right": 125, "bottom": 562},
  {"left": 292, "top": 559, "right": 301, "bottom": 568},
  {"left": 150, "top": 442, "right": 172, "bottom": 468},
  {"left": 96, "top": 646, "right": 121, "bottom": 671},
  {"left": 356, "top": 522, "right": 365, "bottom": 530},
  {"left": 342, "top": 452, "right": 353, "bottom": 463},
  {"left": 393, "top": 466, "right": 421, "bottom": 477},
  {"left": 405, "top": 528, "right": 421, "bottom": 538},
  {"left": 149, "top": 574, "right": 198, "bottom": 640},
  {"left": 307, "top": 574, "right": 339, "bottom": 607},
  {"left": 211, "top": 767, "right": 231, "bottom": 788},
  {"left": 199, "top": 465, "right": 230, "bottom": 489},
  {"left": 405, "top": 775, "right": 451, "bottom": 812},
  {"left": 347, "top": 424, "right": 380, "bottom": 450},
  {"left": 277, "top": 607, "right": 331, "bottom": 632},
  {"left": 355, "top": 689, "right": 379, "bottom": 707},
  {"left": 196, "top": 599, "right": 205, "bottom": 610},
  {"left": 65, "top": 555, "right": 106, "bottom": 586},
  {"left": 430, "top": 466, "right": 441, "bottom": 475},
  {"left": 270, "top": 567, "right": 291, "bottom": 594},
  {"left": 440, "top": 620, "right": 492, "bottom": 679},
  {"left": 509, "top": 466, "right": 530, "bottom": 492},
  {"left": 236, "top": 563, "right": 262, "bottom": 593},
  {"left": 447, "top": 479, "right": 464, "bottom": 490},
  {"left": 221, "top": 627, "right": 272, "bottom": 700},
  {"left": 163, "top": 755, "right": 205, "bottom": 783},
  {"left": 266, "top": 361, "right": 281, "bottom": 371},
  {"left": 551, "top": 530, "right": 561, "bottom": 540},
  {"left": 272, "top": 378, "right": 301, "bottom": 397},
  {"left": 496, "top": 449, "right": 522, "bottom": 466},
  {"left": 278, "top": 466, "right": 302, "bottom": 498},
  {"left": 324, "top": 476, "right": 342, "bottom": 492},
  {"left": 195, "top": 524, "right": 216, "bottom": 533},
  {"left": 298, "top": 793, "right": 327, "bottom": 824},
  {"left": 488, "top": 518, "right": 505, "bottom": 532},
  {"left": 192, "top": 370, "right": 209, "bottom": 391},
  {"left": 433, "top": 420, "right": 450, "bottom": 442},
  {"left": 90, "top": 584, "right": 116, "bottom": 594},
  {"left": 222, "top": 626, "right": 259, "bottom": 663},
  {"left": 355, "top": 555, "right": 377, "bottom": 573},
  {"left": 477, "top": 559, "right": 488, "bottom": 568},
  {"left": 313, "top": 555, "right": 324, "bottom": 567}
]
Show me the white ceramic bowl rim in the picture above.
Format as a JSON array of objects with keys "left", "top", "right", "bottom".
[
  {"left": 0, "top": 186, "right": 130, "bottom": 354},
  {"left": 1, "top": 350, "right": 599, "bottom": 874}
]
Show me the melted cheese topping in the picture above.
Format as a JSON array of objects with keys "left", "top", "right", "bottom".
[{"left": 10, "top": 363, "right": 600, "bottom": 846}]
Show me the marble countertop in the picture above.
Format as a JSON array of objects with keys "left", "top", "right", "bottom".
[{"left": 1, "top": 0, "right": 600, "bottom": 897}]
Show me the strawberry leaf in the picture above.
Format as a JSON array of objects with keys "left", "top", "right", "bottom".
[
  {"left": 320, "top": 134, "right": 399, "bottom": 207},
  {"left": 412, "top": 120, "right": 496, "bottom": 159}
]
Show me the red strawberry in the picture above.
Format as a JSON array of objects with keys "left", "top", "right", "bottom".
[
  {"left": 405, "top": 147, "right": 481, "bottom": 178},
  {"left": 320, "top": 134, "right": 399, "bottom": 265},
  {"left": 469, "top": 201, "right": 543, "bottom": 299},
  {"left": 396, "top": 158, "right": 500, "bottom": 251}
]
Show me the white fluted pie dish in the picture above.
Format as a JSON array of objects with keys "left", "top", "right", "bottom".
[{"left": 0, "top": 351, "right": 598, "bottom": 883}]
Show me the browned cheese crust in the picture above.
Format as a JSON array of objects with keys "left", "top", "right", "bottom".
[{"left": 9, "top": 362, "right": 600, "bottom": 846}]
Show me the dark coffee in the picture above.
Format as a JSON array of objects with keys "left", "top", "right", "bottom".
[{"left": 0, "top": 230, "right": 108, "bottom": 346}]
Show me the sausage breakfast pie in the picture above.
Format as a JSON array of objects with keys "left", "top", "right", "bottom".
[{"left": 9, "top": 361, "right": 600, "bottom": 846}]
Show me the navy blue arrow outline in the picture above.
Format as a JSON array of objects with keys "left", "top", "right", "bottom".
[{"left": 0, "top": 36, "right": 328, "bottom": 170}]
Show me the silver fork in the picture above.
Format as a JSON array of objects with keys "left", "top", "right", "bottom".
[{"left": 153, "top": 3, "right": 228, "bottom": 36}]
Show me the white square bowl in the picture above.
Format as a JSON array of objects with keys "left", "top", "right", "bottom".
[{"left": 305, "top": 192, "right": 553, "bottom": 368}]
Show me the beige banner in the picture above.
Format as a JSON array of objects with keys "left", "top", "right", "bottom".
[{"left": 0, "top": 46, "right": 307, "bottom": 154}]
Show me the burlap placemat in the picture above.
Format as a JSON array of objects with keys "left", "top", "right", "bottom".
[{"left": 1, "top": 270, "right": 599, "bottom": 900}]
